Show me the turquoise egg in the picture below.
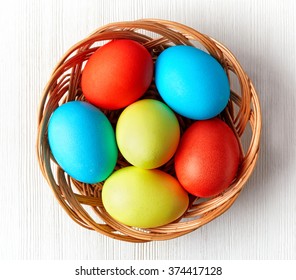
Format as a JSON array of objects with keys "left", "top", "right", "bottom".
[
  {"left": 48, "top": 101, "right": 118, "bottom": 183},
  {"left": 155, "top": 45, "right": 230, "bottom": 120}
]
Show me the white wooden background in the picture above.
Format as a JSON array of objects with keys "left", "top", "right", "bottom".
[{"left": 0, "top": 0, "right": 295, "bottom": 260}]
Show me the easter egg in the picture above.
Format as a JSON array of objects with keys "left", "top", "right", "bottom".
[
  {"left": 81, "top": 39, "right": 153, "bottom": 110},
  {"left": 155, "top": 45, "right": 230, "bottom": 120},
  {"left": 116, "top": 99, "right": 180, "bottom": 169},
  {"left": 48, "top": 101, "right": 118, "bottom": 183},
  {"left": 175, "top": 118, "right": 240, "bottom": 197},
  {"left": 102, "top": 166, "right": 189, "bottom": 228}
]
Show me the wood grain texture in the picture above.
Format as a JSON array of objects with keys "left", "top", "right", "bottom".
[{"left": 0, "top": 0, "right": 295, "bottom": 260}]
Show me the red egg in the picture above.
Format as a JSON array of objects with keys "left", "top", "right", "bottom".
[
  {"left": 81, "top": 39, "right": 153, "bottom": 110},
  {"left": 175, "top": 118, "right": 240, "bottom": 198}
]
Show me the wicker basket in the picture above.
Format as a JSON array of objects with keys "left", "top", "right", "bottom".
[{"left": 36, "top": 19, "right": 261, "bottom": 242}]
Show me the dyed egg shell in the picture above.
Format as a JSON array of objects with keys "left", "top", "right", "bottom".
[
  {"left": 81, "top": 39, "right": 153, "bottom": 110},
  {"left": 175, "top": 118, "right": 240, "bottom": 197},
  {"left": 155, "top": 45, "right": 230, "bottom": 120},
  {"left": 116, "top": 99, "right": 180, "bottom": 169},
  {"left": 48, "top": 101, "right": 118, "bottom": 183},
  {"left": 102, "top": 166, "right": 189, "bottom": 228}
]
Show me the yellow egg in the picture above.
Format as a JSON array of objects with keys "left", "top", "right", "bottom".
[
  {"left": 102, "top": 166, "right": 189, "bottom": 228},
  {"left": 116, "top": 99, "right": 180, "bottom": 169}
]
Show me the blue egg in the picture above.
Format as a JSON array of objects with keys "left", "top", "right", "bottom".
[
  {"left": 48, "top": 101, "right": 118, "bottom": 183},
  {"left": 155, "top": 45, "right": 230, "bottom": 120}
]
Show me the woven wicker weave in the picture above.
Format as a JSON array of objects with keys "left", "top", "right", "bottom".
[{"left": 36, "top": 19, "right": 261, "bottom": 242}]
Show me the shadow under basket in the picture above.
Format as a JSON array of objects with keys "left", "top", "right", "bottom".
[{"left": 36, "top": 19, "right": 262, "bottom": 242}]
